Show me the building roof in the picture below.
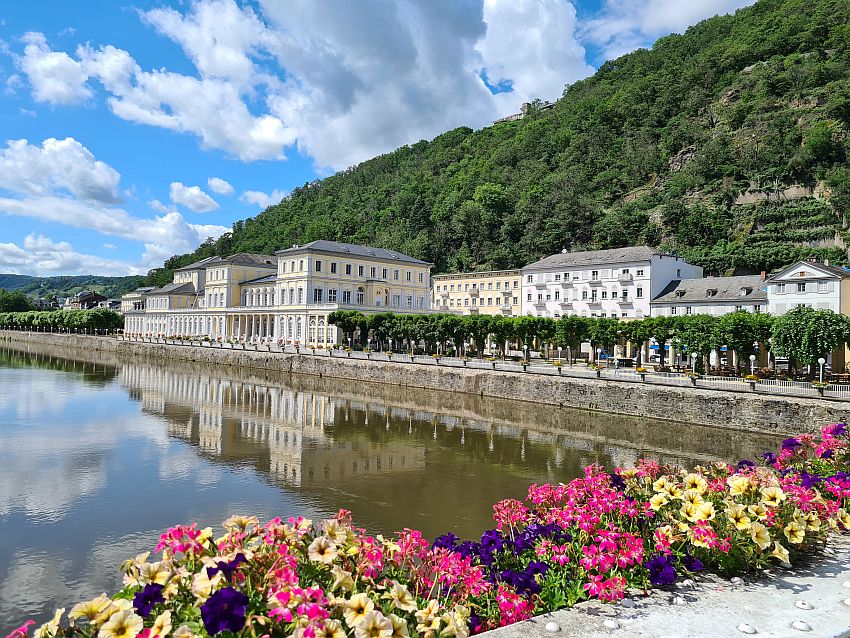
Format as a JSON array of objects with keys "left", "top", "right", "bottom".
[
  {"left": 275, "top": 240, "right": 430, "bottom": 265},
  {"left": 432, "top": 269, "right": 521, "bottom": 279},
  {"left": 148, "top": 282, "right": 198, "bottom": 296},
  {"left": 173, "top": 253, "right": 276, "bottom": 271},
  {"left": 651, "top": 275, "right": 767, "bottom": 305},
  {"left": 241, "top": 273, "right": 277, "bottom": 285},
  {"left": 765, "top": 260, "right": 850, "bottom": 282},
  {"left": 522, "top": 246, "right": 665, "bottom": 271}
]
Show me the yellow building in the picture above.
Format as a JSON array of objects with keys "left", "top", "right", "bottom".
[
  {"left": 431, "top": 270, "right": 522, "bottom": 316},
  {"left": 122, "top": 241, "right": 435, "bottom": 345}
]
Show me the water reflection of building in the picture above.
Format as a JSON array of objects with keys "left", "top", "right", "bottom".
[{"left": 118, "top": 364, "right": 426, "bottom": 487}]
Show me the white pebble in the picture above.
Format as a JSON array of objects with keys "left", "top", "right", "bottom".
[
  {"left": 545, "top": 621, "right": 561, "bottom": 633},
  {"left": 731, "top": 577, "right": 744, "bottom": 585},
  {"left": 680, "top": 579, "right": 694, "bottom": 588},
  {"left": 791, "top": 620, "right": 812, "bottom": 632},
  {"left": 621, "top": 599, "right": 636, "bottom": 608},
  {"left": 794, "top": 600, "right": 813, "bottom": 610},
  {"left": 673, "top": 596, "right": 686, "bottom": 605},
  {"left": 737, "top": 623, "right": 757, "bottom": 634},
  {"left": 603, "top": 619, "right": 620, "bottom": 630},
  {"left": 844, "top": 598, "right": 850, "bottom": 607},
  {"left": 843, "top": 581, "right": 850, "bottom": 589}
]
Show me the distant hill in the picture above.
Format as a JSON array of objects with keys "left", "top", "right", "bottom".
[
  {"left": 140, "top": 0, "right": 850, "bottom": 288},
  {"left": 0, "top": 274, "right": 142, "bottom": 300}
]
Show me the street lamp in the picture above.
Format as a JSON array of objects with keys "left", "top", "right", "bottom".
[
  {"left": 691, "top": 352, "right": 698, "bottom": 374},
  {"left": 749, "top": 354, "right": 756, "bottom": 375},
  {"left": 818, "top": 357, "right": 826, "bottom": 384},
  {"left": 557, "top": 346, "right": 562, "bottom": 364}
]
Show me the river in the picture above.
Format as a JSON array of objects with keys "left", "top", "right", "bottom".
[{"left": 0, "top": 343, "right": 782, "bottom": 631}]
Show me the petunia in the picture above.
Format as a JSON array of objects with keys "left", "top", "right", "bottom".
[
  {"left": 750, "top": 522, "right": 771, "bottom": 551},
  {"left": 151, "top": 611, "right": 172, "bottom": 638},
  {"left": 99, "top": 610, "right": 144, "bottom": 638},
  {"left": 383, "top": 581, "right": 416, "bottom": 613},
  {"left": 133, "top": 584, "right": 165, "bottom": 618},
  {"left": 354, "top": 611, "right": 393, "bottom": 638},
  {"left": 343, "top": 594, "right": 375, "bottom": 628},
  {"left": 725, "top": 505, "right": 751, "bottom": 531},
  {"left": 760, "top": 486, "right": 786, "bottom": 507},
  {"left": 199, "top": 587, "right": 248, "bottom": 635},
  {"left": 330, "top": 565, "right": 354, "bottom": 593},
  {"left": 770, "top": 541, "right": 791, "bottom": 565},
  {"left": 308, "top": 536, "right": 338, "bottom": 564},
  {"left": 69, "top": 595, "right": 111, "bottom": 623},
  {"left": 783, "top": 522, "right": 805, "bottom": 545},
  {"left": 649, "top": 493, "right": 668, "bottom": 511},
  {"left": 34, "top": 609, "right": 64, "bottom": 638}
]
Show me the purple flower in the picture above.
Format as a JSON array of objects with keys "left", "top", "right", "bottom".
[
  {"left": 737, "top": 459, "right": 756, "bottom": 470},
  {"left": 480, "top": 529, "right": 504, "bottom": 554},
  {"left": 207, "top": 553, "right": 246, "bottom": 582},
  {"left": 799, "top": 472, "right": 822, "bottom": 489},
  {"left": 781, "top": 437, "right": 803, "bottom": 451},
  {"left": 200, "top": 587, "right": 248, "bottom": 635},
  {"left": 645, "top": 554, "right": 677, "bottom": 586},
  {"left": 832, "top": 423, "right": 847, "bottom": 436},
  {"left": 609, "top": 473, "right": 626, "bottom": 490},
  {"left": 820, "top": 449, "right": 834, "bottom": 459},
  {"left": 761, "top": 452, "right": 777, "bottom": 464},
  {"left": 433, "top": 533, "right": 459, "bottom": 550},
  {"left": 133, "top": 583, "right": 164, "bottom": 618},
  {"left": 681, "top": 553, "right": 704, "bottom": 572}
]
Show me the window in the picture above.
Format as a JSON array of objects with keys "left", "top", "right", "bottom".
[
  {"left": 686, "top": 306, "right": 692, "bottom": 315},
  {"left": 393, "top": 295, "right": 400, "bottom": 306},
  {"left": 299, "top": 260, "right": 304, "bottom": 271},
  {"left": 797, "top": 282, "right": 806, "bottom": 293},
  {"left": 636, "top": 287, "right": 643, "bottom": 298},
  {"left": 818, "top": 281, "right": 829, "bottom": 292},
  {"left": 315, "top": 260, "right": 322, "bottom": 272},
  {"left": 487, "top": 297, "right": 492, "bottom": 305},
  {"left": 464, "top": 299, "right": 469, "bottom": 306},
  {"left": 601, "top": 291, "right": 608, "bottom": 300},
  {"left": 582, "top": 290, "right": 588, "bottom": 300},
  {"left": 735, "top": 305, "right": 744, "bottom": 312},
  {"left": 513, "top": 281, "right": 518, "bottom": 289},
  {"left": 676, "top": 268, "right": 681, "bottom": 278},
  {"left": 342, "top": 290, "right": 352, "bottom": 304},
  {"left": 288, "top": 289, "right": 295, "bottom": 304},
  {"left": 331, "top": 262, "right": 337, "bottom": 274},
  {"left": 545, "top": 294, "right": 551, "bottom": 301},
  {"left": 314, "top": 288, "right": 323, "bottom": 303},
  {"left": 622, "top": 268, "right": 629, "bottom": 274},
  {"left": 358, "top": 265, "right": 364, "bottom": 277},
  {"left": 538, "top": 294, "right": 543, "bottom": 302},
  {"left": 527, "top": 293, "right": 532, "bottom": 302},
  {"left": 496, "top": 282, "right": 501, "bottom": 290},
  {"left": 636, "top": 269, "right": 644, "bottom": 277},
  {"left": 419, "top": 272, "right": 425, "bottom": 283},
  {"left": 776, "top": 283, "right": 786, "bottom": 293},
  {"left": 345, "top": 263, "right": 352, "bottom": 275},
  {"left": 671, "top": 307, "right": 677, "bottom": 315},
  {"left": 622, "top": 290, "right": 628, "bottom": 300},
  {"left": 356, "top": 287, "right": 365, "bottom": 304},
  {"left": 370, "top": 267, "right": 376, "bottom": 278},
  {"left": 450, "top": 284, "right": 455, "bottom": 292},
  {"left": 555, "top": 274, "right": 561, "bottom": 282},
  {"left": 472, "top": 298, "right": 477, "bottom": 306},
  {"left": 297, "top": 288, "right": 304, "bottom": 304},
  {"left": 591, "top": 270, "right": 599, "bottom": 281},
  {"left": 527, "top": 275, "right": 533, "bottom": 283},
  {"left": 754, "top": 304, "right": 762, "bottom": 313},
  {"left": 290, "top": 260, "right": 295, "bottom": 272},
  {"left": 328, "top": 289, "right": 337, "bottom": 302},
  {"left": 394, "top": 269, "right": 399, "bottom": 280},
  {"left": 512, "top": 297, "right": 518, "bottom": 305},
  {"left": 407, "top": 296, "right": 412, "bottom": 307},
  {"left": 382, "top": 268, "right": 388, "bottom": 279},
  {"left": 563, "top": 272, "right": 569, "bottom": 281},
  {"left": 554, "top": 290, "right": 560, "bottom": 300},
  {"left": 487, "top": 282, "right": 492, "bottom": 290},
  {"left": 406, "top": 271, "right": 412, "bottom": 282}
]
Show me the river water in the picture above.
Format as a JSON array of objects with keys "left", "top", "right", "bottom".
[{"left": 0, "top": 343, "right": 783, "bottom": 631}]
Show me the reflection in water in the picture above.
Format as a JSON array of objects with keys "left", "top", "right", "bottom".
[{"left": 0, "top": 344, "right": 783, "bottom": 631}]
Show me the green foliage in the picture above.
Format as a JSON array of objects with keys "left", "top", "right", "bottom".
[
  {"left": 0, "top": 289, "right": 35, "bottom": 312},
  {"left": 771, "top": 307, "right": 850, "bottom": 365},
  {"left": 0, "top": 309, "right": 123, "bottom": 331},
  {"left": 0, "top": 274, "right": 141, "bottom": 299},
  {"left": 141, "top": 0, "right": 850, "bottom": 283}
]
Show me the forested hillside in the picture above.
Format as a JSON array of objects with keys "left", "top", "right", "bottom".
[
  {"left": 0, "top": 274, "right": 142, "bottom": 299},
  {"left": 144, "top": 0, "right": 850, "bottom": 287}
]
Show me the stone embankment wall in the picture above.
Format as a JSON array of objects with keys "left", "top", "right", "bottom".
[{"left": 3, "top": 331, "right": 847, "bottom": 434}]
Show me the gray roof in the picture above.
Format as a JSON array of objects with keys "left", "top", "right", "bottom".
[
  {"left": 522, "top": 246, "right": 663, "bottom": 271},
  {"left": 241, "top": 273, "right": 277, "bottom": 285},
  {"left": 148, "top": 282, "right": 197, "bottom": 296},
  {"left": 276, "top": 240, "right": 430, "bottom": 265},
  {"left": 174, "top": 253, "right": 276, "bottom": 271},
  {"left": 651, "top": 275, "right": 767, "bottom": 305}
]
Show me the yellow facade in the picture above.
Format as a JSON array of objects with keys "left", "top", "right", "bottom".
[{"left": 432, "top": 270, "right": 522, "bottom": 316}]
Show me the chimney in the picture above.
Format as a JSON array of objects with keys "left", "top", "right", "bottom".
[
  {"left": 825, "top": 259, "right": 831, "bottom": 267},
  {"left": 760, "top": 270, "right": 766, "bottom": 281}
]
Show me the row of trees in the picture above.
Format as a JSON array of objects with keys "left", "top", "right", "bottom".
[
  {"left": 329, "top": 308, "right": 850, "bottom": 373},
  {"left": 0, "top": 309, "right": 124, "bottom": 332},
  {"left": 0, "top": 290, "right": 34, "bottom": 313}
]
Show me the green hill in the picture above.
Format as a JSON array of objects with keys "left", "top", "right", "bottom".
[
  {"left": 143, "top": 0, "right": 850, "bottom": 287},
  {"left": 0, "top": 274, "right": 142, "bottom": 299}
]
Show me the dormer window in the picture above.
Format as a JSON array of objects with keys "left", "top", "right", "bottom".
[
  {"left": 706, "top": 289, "right": 717, "bottom": 298},
  {"left": 739, "top": 287, "right": 752, "bottom": 296},
  {"left": 675, "top": 290, "right": 686, "bottom": 298}
]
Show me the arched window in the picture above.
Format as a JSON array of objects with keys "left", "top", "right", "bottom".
[
  {"left": 318, "top": 319, "right": 325, "bottom": 342},
  {"left": 309, "top": 319, "right": 316, "bottom": 343},
  {"left": 356, "top": 287, "right": 365, "bottom": 305}
]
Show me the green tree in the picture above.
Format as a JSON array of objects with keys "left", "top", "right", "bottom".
[{"left": 772, "top": 307, "right": 850, "bottom": 371}]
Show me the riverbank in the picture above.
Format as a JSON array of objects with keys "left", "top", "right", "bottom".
[{"left": 2, "top": 330, "right": 847, "bottom": 434}]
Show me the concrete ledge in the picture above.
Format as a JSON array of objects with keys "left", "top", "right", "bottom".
[
  {"left": 480, "top": 537, "right": 850, "bottom": 638},
  {"left": 2, "top": 331, "right": 848, "bottom": 434}
]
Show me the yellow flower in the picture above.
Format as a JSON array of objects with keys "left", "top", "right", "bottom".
[
  {"left": 760, "top": 486, "right": 786, "bottom": 507},
  {"left": 35, "top": 609, "right": 64, "bottom": 638},
  {"left": 770, "top": 541, "right": 790, "bottom": 564},
  {"left": 383, "top": 581, "right": 417, "bottom": 613},
  {"left": 725, "top": 505, "right": 751, "bottom": 531},
  {"left": 441, "top": 607, "right": 470, "bottom": 638},
  {"left": 414, "top": 600, "right": 441, "bottom": 628},
  {"left": 172, "top": 625, "right": 197, "bottom": 638},
  {"left": 804, "top": 511, "right": 820, "bottom": 532},
  {"left": 749, "top": 522, "right": 771, "bottom": 551},
  {"left": 151, "top": 611, "right": 172, "bottom": 638},
  {"left": 354, "top": 611, "right": 392, "bottom": 638},
  {"left": 377, "top": 535, "right": 401, "bottom": 557},
  {"left": 343, "top": 594, "right": 375, "bottom": 628},
  {"left": 726, "top": 475, "right": 750, "bottom": 496},
  {"left": 223, "top": 515, "right": 258, "bottom": 533},
  {"left": 666, "top": 485, "right": 683, "bottom": 500},
  {"left": 747, "top": 504, "right": 768, "bottom": 520},
  {"left": 330, "top": 565, "right": 355, "bottom": 592},
  {"left": 682, "top": 490, "right": 705, "bottom": 507},
  {"left": 196, "top": 527, "right": 214, "bottom": 546},
  {"left": 316, "top": 619, "right": 346, "bottom": 638},
  {"left": 694, "top": 501, "right": 716, "bottom": 522},
  {"left": 679, "top": 503, "right": 698, "bottom": 523},
  {"left": 308, "top": 536, "right": 339, "bottom": 564},
  {"left": 837, "top": 508, "right": 850, "bottom": 529},
  {"left": 649, "top": 493, "right": 668, "bottom": 511},
  {"left": 683, "top": 473, "right": 707, "bottom": 494},
  {"left": 191, "top": 567, "right": 223, "bottom": 602},
  {"left": 139, "top": 562, "right": 171, "bottom": 586},
  {"left": 323, "top": 519, "right": 349, "bottom": 544},
  {"left": 69, "top": 595, "right": 111, "bottom": 623},
  {"left": 96, "top": 600, "right": 132, "bottom": 626},
  {"left": 387, "top": 614, "right": 409, "bottom": 638},
  {"left": 653, "top": 477, "right": 672, "bottom": 493},
  {"left": 98, "top": 610, "right": 144, "bottom": 638},
  {"left": 784, "top": 521, "right": 805, "bottom": 545}
]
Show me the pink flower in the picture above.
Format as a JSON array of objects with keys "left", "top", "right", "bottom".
[{"left": 5, "top": 620, "right": 34, "bottom": 638}]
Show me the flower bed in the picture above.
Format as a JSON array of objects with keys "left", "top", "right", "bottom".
[{"left": 10, "top": 425, "right": 850, "bottom": 638}]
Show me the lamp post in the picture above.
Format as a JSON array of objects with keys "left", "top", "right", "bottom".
[
  {"left": 818, "top": 357, "right": 826, "bottom": 384},
  {"left": 749, "top": 354, "right": 756, "bottom": 375},
  {"left": 557, "top": 346, "right": 562, "bottom": 364},
  {"left": 691, "top": 352, "right": 698, "bottom": 374}
]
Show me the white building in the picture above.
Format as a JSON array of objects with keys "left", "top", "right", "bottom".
[
  {"left": 521, "top": 246, "right": 702, "bottom": 319},
  {"left": 651, "top": 275, "right": 767, "bottom": 317},
  {"left": 765, "top": 259, "right": 850, "bottom": 316}
]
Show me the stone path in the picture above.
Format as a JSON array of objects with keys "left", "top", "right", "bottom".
[{"left": 481, "top": 537, "right": 850, "bottom": 638}]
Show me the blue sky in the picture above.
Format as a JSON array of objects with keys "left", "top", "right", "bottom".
[{"left": 0, "top": 0, "right": 754, "bottom": 277}]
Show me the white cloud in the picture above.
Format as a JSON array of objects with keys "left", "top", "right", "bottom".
[
  {"left": 169, "top": 181, "right": 219, "bottom": 212},
  {"left": 240, "top": 188, "right": 287, "bottom": 208},
  {"left": 207, "top": 176, "right": 234, "bottom": 195},
  {"left": 147, "top": 199, "right": 173, "bottom": 214},
  {"left": 103, "top": 243, "right": 116, "bottom": 250},
  {"left": 583, "top": 0, "right": 756, "bottom": 60},
  {"left": 0, "top": 234, "right": 137, "bottom": 276},
  {"left": 0, "top": 138, "right": 229, "bottom": 274},
  {"left": 17, "top": 32, "right": 90, "bottom": 104},
  {"left": 0, "top": 137, "right": 122, "bottom": 204}
]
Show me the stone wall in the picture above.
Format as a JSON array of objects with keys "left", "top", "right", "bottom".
[{"left": 3, "top": 331, "right": 847, "bottom": 434}]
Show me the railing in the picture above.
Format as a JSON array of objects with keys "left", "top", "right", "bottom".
[{"left": 7, "top": 329, "right": 850, "bottom": 402}]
